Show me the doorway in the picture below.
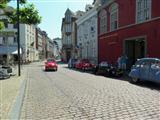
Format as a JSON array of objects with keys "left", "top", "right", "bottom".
[
  {"left": 66, "top": 50, "right": 71, "bottom": 62},
  {"left": 125, "top": 38, "right": 146, "bottom": 69}
]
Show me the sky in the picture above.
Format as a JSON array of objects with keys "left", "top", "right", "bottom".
[{"left": 9, "top": 0, "right": 93, "bottom": 39}]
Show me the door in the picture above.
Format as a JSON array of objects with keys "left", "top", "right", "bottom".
[
  {"left": 66, "top": 50, "right": 71, "bottom": 62},
  {"left": 125, "top": 38, "right": 146, "bottom": 70},
  {"left": 140, "top": 61, "right": 150, "bottom": 80}
]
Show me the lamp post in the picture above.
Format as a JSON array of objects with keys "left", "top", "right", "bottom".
[
  {"left": 87, "top": 41, "right": 89, "bottom": 59},
  {"left": 17, "top": 0, "right": 21, "bottom": 76}
]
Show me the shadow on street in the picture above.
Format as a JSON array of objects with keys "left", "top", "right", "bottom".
[
  {"left": 63, "top": 66, "right": 160, "bottom": 91},
  {"left": 133, "top": 81, "right": 160, "bottom": 91}
]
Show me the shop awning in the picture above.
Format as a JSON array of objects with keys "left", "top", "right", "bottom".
[{"left": 0, "top": 46, "right": 22, "bottom": 55}]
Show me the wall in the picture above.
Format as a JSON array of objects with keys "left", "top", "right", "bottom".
[{"left": 98, "top": 19, "right": 160, "bottom": 63}]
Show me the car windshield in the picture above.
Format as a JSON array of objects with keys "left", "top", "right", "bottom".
[
  {"left": 47, "top": 59, "right": 55, "bottom": 62},
  {"left": 100, "top": 61, "right": 108, "bottom": 66}
]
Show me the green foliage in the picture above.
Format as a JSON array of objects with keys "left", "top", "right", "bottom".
[
  {"left": 0, "top": 0, "right": 41, "bottom": 30},
  {"left": 6, "top": 4, "right": 42, "bottom": 24},
  {"left": 0, "top": 0, "right": 26, "bottom": 5},
  {"left": 0, "top": 22, "right": 4, "bottom": 30}
]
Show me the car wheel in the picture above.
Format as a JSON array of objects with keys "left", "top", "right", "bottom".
[
  {"left": 55, "top": 68, "right": 57, "bottom": 71},
  {"left": 130, "top": 77, "right": 139, "bottom": 83}
]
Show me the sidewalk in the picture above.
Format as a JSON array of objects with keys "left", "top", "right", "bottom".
[{"left": 0, "top": 65, "right": 27, "bottom": 119}]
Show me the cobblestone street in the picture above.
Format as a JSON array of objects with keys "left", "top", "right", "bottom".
[{"left": 20, "top": 62, "right": 160, "bottom": 120}]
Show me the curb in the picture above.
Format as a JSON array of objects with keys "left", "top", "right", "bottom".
[{"left": 9, "top": 70, "right": 28, "bottom": 120}]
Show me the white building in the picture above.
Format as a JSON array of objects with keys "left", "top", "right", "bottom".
[
  {"left": 0, "top": 7, "right": 18, "bottom": 64},
  {"left": 20, "top": 24, "right": 37, "bottom": 62},
  {"left": 53, "top": 37, "right": 62, "bottom": 59},
  {"left": 76, "top": 4, "right": 98, "bottom": 64}
]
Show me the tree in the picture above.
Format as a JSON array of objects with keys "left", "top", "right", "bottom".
[{"left": 0, "top": 0, "right": 41, "bottom": 30}]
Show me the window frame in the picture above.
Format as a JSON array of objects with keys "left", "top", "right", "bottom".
[
  {"left": 109, "top": 3, "right": 118, "bottom": 31},
  {"left": 99, "top": 9, "right": 107, "bottom": 34},
  {"left": 136, "top": 0, "right": 152, "bottom": 23}
]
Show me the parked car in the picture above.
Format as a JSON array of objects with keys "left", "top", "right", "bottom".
[
  {"left": 2, "top": 66, "right": 12, "bottom": 75},
  {"left": 108, "top": 64, "right": 124, "bottom": 77},
  {"left": 94, "top": 61, "right": 109, "bottom": 75},
  {"left": 45, "top": 58, "right": 58, "bottom": 71},
  {"left": 75, "top": 59, "right": 95, "bottom": 71},
  {"left": 94, "top": 61, "right": 123, "bottom": 77},
  {"left": 129, "top": 58, "right": 160, "bottom": 83},
  {"left": 0, "top": 66, "right": 10, "bottom": 79},
  {"left": 68, "top": 58, "right": 77, "bottom": 68}
]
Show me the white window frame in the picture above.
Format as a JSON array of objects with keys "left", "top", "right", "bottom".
[
  {"left": 136, "top": 0, "right": 152, "bottom": 23},
  {"left": 110, "top": 3, "right": 118, "bottom": 31},
  {"left": 99, "top": 9, "right": 107, "bottom": 34}
]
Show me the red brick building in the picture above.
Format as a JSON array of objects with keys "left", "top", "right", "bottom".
[{"left": 98, "top": 0, "right": 160, "bottom": 68}]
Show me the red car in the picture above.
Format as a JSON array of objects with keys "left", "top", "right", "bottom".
[
  {"left": 75, "top": 59, "right": 94, "bottom": 71},
  {"left": 45, "top": 58, "right": 58, "bottom": 71}
]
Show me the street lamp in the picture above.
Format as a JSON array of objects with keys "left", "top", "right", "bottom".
[{"left": 17, "top": 0, "right": 21, "bottom": 76}]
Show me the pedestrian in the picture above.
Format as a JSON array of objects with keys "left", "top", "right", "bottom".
[
  {"left": 121, "top": 54, "right": 128, "bottom": 71},
  {"left": 117, "top": 56, "right": 121, "bottom": 69}
]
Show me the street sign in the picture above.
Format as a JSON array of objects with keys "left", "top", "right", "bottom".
[{"left": 0, "top": 31, "right": 16, "bottom": 37}]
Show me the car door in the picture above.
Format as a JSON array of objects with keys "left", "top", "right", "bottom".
[
  {"left": 150, "top": 60, "right": 160, "bottom": 82},
  {"left": 140, "top": 61, "right": 150, "bottom": 80}
]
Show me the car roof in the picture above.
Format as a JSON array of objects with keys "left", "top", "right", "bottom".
[{"left": 137, "top": 58, "right": 160, "bottom": 62}]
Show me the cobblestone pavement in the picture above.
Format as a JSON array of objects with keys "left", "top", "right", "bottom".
[
  {"left": 20, "top": 62, "right": 160, "bottom": 120},
  {"left": 0, "top": 66, "right": 26, "bottom": 119}
]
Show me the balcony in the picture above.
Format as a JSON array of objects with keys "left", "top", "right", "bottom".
[
  {"left": 62, "top": 44, "right": 73, "bottom": 49},
  {"left": 65, "top": 32, "right": 71, "bottom": 36}
]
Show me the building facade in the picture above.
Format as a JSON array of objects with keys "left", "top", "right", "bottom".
[
  {"left": 61, "top": 8, "right": 78, "bottom": 62},
  {"left": 0, "top": 20, "right": 17, "bottom": 64},
  {"left": 46, "top": 37, "right": 54, "bottom": 59},
  {"left": 98, "top": 0, "right": 160, "bottom": 68},
  {"left": 0, "top": 7, "right": 18, "bottom": 64},
  {"left": 20, "top": 24, "right": 37, "bottom": 62},
  {"left": 76, "top": 4, "right": 98, "bottom": 64},
  {"left": 53, "top": 37, "right": 62, "bottom": 59},
  {"left": 35, "top": 27, "right": 45, "bottom": 61}
]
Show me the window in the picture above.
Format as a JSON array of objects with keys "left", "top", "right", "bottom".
[
  {"left": 141, "top": 61, "right": 150, "bottom": 68},
  {"left": 14, "top": 37, "right": 17, "bottom": 43},
  {"left": 3, "top": 37, "right": 6, "bottom": 44},
  {"left": 0, "top": 37, "right": 3, "bottom": 45},
  {"left": 65, "top": 24, "right": 71, "bottom": 32},
  {"left": 99, "top": 9, "right": 107, "bottom": 34},
  {"left": 4, "top": 20, "right": 8, "bottom": 28},
  {"left": 110, "top": 3, "right": 118, "bottom": 31},
  {"left": 66, "top": 14, "right": 71, "bottom": 23},
  {"left": 136, "top": 0, "right": 151, "bottom": 23},
  {"left": 13, "top": 24, "right": 18, "bottom": 29}
]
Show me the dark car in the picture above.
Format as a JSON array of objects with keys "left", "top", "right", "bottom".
[
  {"left": 94, "top": 61, "right": 123, "bottom": 77},
  {"left": 129, "top": 58, "right": 160, "bottom": 83},
  {"left": 94, "top": 61, "right": 110, "bottom": 75},
  {"left": 45, "top": 58, "right": 58, "bottom": 71}
]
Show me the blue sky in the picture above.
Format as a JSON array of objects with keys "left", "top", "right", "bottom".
[{"left": 10, "top": 0, "right": 93, "bottom": 39}]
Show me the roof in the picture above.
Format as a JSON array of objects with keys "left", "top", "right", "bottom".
[{"left": 0, "top": 45, "right": 22, "bottom": 55}]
